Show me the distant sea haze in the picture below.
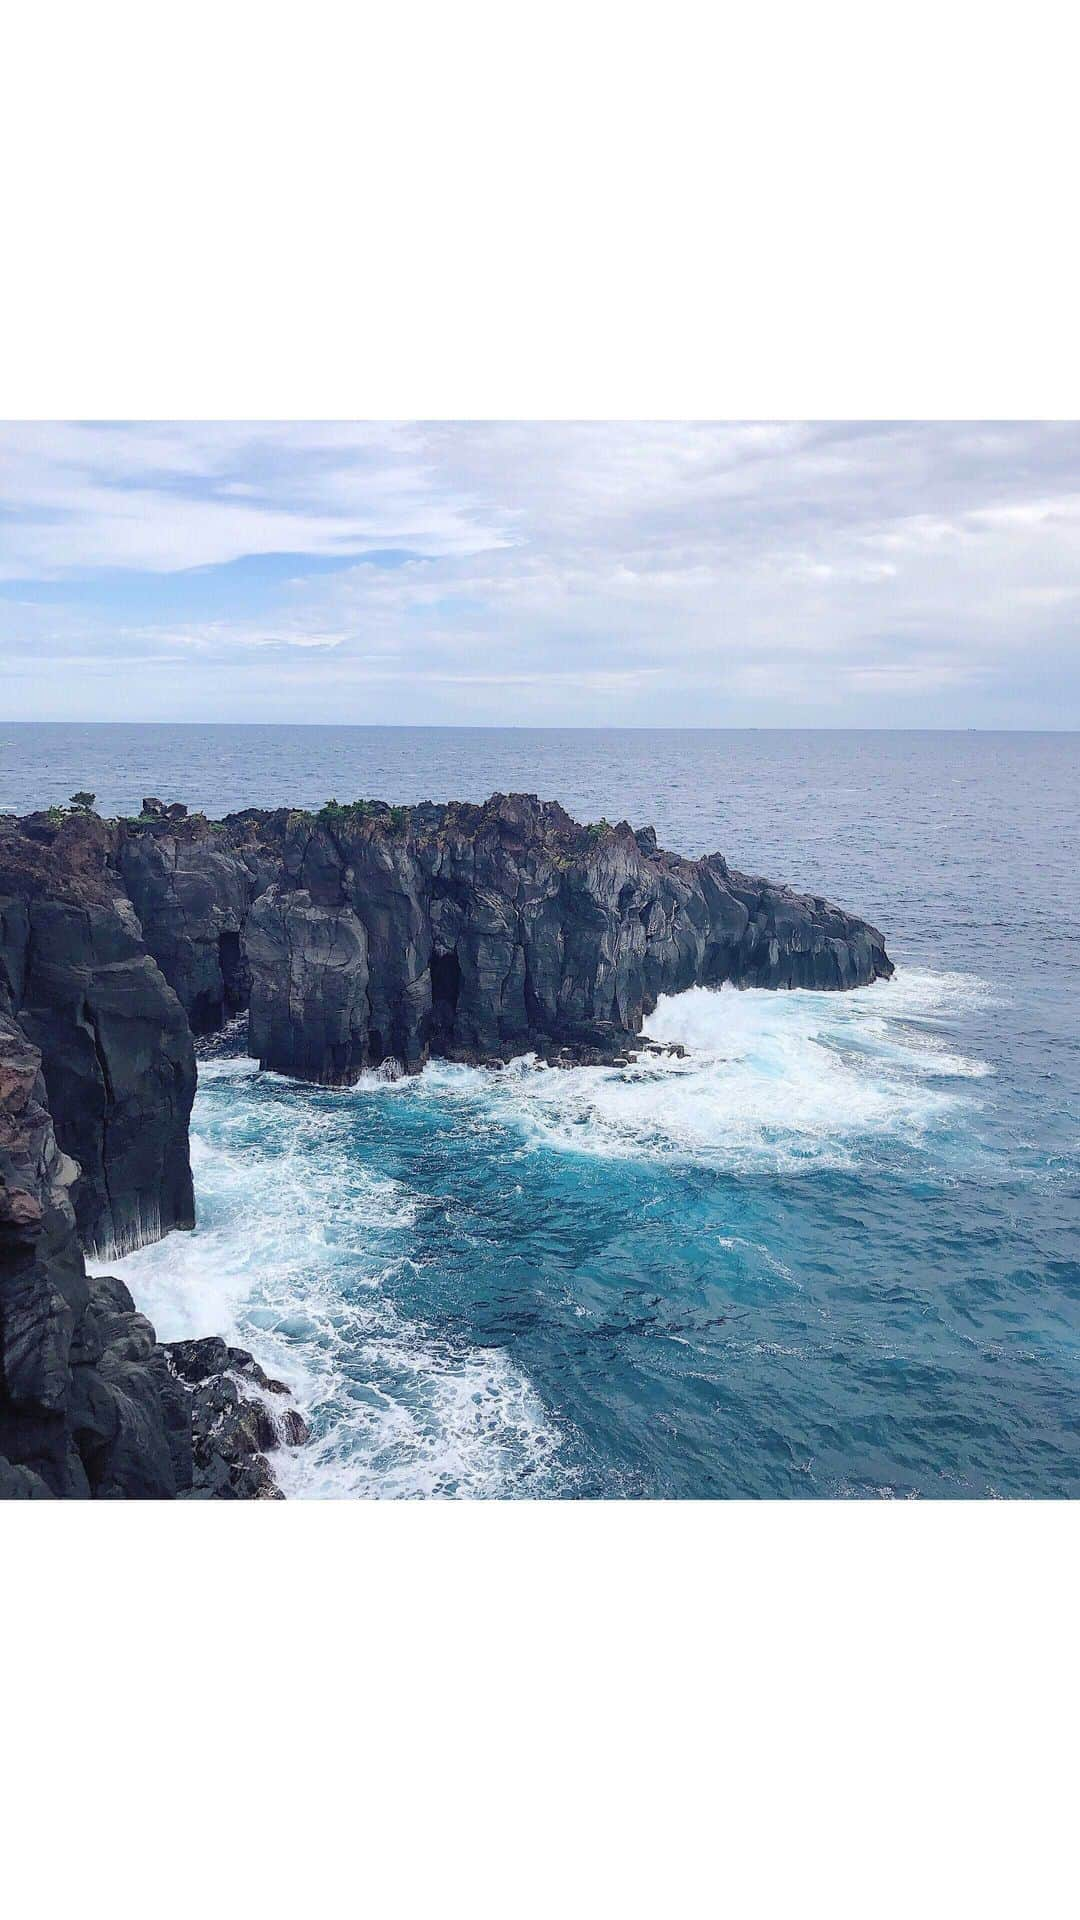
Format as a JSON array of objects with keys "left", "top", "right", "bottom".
[{"left": 12, "top": 723, "right": 1080, "bottom": 1496}]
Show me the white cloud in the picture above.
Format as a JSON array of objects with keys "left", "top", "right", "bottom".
[
  {"left": 1, "top": 421, "right": 1079, "bottom": 724},
  {"left": 0, "top": 421, "right": 508, "bottom": 577}
]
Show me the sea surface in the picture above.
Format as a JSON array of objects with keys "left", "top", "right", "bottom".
[{"left": 4, "top": 724, "right": 1078, "bottom": 1497}]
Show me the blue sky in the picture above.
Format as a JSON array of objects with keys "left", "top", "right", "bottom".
[{"left": 2, "top": 421, "right": 1078, "bottom": 725}]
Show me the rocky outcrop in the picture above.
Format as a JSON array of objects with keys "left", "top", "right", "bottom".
[
  {"left": 237, "top": 795, "right": 893, "bottom": 1082},
  {"left": 162, "top": 1335, "right": 309, "bottom": 1498},
  {"left": 0, "top": 1011, "right": 305, "bottom": 1497},
  {"left": 0, "top": 1012, "right": 87, "bottom": 1491},
  {"left": 9, "top": 796, "right": 891, "bottom": 1093},
  {"left": 114, "top": 828, "right": 255, "bottom": 1036},
  {"left": 25, "top": 794, "right": 892, "bottom": 1086},
  {"left": 1, "top": 788, "right": 891, "bottom": 1497},
  {"left": 0, "top": 810, "right": 305, "bottom": 1499},
  {"left": 0, "top": 813, "right": 196, "bottom": 1256}
]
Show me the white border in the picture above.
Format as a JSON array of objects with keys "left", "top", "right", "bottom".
[
  {"left": 4, "top": 1503, "right": 1078, "bottom": 1916},
  {"left": 3, "top": 2, "right": 1080, "bottom": 418}
]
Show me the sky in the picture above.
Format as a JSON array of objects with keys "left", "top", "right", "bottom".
[{"left": 1, "top": 420, "right": 1078, "bottom": 727}]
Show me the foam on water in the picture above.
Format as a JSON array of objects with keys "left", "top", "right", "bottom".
[
  {"left": 404, "top": 969, "right": 992, "bottom": 1176},
  {"left": 92, "top": 1056, "right": 566, "bottom": 1499},
  {"left": 94, "top": 969, "right": 1004, "bottom": 1497}
]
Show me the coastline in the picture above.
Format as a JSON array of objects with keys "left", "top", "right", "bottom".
[{"left": 3, "top": 789, "right": 893, "bottom": 1498}]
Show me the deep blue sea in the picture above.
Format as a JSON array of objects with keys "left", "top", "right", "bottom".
[{"left": 4, "top": 724, "right": 1078, "bottom": 1497}]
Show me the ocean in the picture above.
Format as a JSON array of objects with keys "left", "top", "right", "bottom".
[{"left": 3, "top": 723, "right": 1078, "bottom": 1497}]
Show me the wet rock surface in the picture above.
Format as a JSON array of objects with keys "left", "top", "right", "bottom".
[
  {"left": 162, "top": 1336, "right": 309, "bottom": 1500},
  {"left": 0, "top": 1012, "right": 305, "bottom": 1498}
]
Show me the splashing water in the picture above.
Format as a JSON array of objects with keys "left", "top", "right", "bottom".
[{"left": 94, "top": 962, "right": 1079, "bottom": 1498}]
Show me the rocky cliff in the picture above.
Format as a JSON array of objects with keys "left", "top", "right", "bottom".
[
  {"left": 0, "top": 810, "right": 304, "bottom": 1498},
  {"left": 0, "top": 791, "right": 891, "bottom": 1496},
  {"left": 0, "top": 811, "right": 196, "bottom": 1255},
  {"left": 111, "top": 794, "right": 893, "bottom": 1083},
  {"left": 0, "top": 1011, "right": 305, "bottom": 1497}
]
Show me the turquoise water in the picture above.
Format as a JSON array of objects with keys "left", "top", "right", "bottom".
[{"left": 6, "top": 724, "right": 1077, "bottom": 1496}]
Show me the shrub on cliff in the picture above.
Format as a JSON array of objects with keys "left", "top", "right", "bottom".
[{"left": 317, "top": 797, "right": 404, "bottom": 829}]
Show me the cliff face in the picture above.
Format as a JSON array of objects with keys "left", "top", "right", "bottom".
[
  {"left": 3, "top": 791, "right": 893, "bottom": 1105},
  {"left": 0, "top": 1012, "right": 306, "bottom": 1500},
  {"left": 0, "top": 814, "right": 196, "bottom": 1255},
  {"left": 86, "top": 794, "right": 894, "bottom": 1084},
  {"left": 234, "top": 795, "right": 893, "bottom": 1082},
  {"left": 0, "top": 1012, "right": 88, "bottom": 1492},
  {"left": 0, "top": 813, "right": 308, "bottom": 1497},
  {"left": 114, "top": 828, "right": 257, "bottom": 1035}
]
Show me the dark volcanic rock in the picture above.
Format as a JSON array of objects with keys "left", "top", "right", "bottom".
[
  {"left": 0, "top": 1009, "right": 306, "bottom": 1499},
  {"left": 233, "top": 795, "right": 894, "bottom": 1083},
  {"left": 75, "top": 796, "right": 890, "bottom": 1086},
  {"left": 162, "top": 1333, "right": 305, "bottom": 1498},
  {"left": 0, "top": 813, "right": 195, "bottom": 1254},
  {"left": 115, "top": 823, "right": 257, "bottom": 1035},
  {"left": 0, "top": 1013, "right": 88, "bottom": 1490},
  {"left": 0, "top": 1014, "right": 181, "bottom": 1496}
]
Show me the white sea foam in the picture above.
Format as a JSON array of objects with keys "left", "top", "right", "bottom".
[
  {"left": 400, "top": 968, "right": 992, "bottom": 1176},
  {"left": 94, "top": 967, "right": 990, "bottom": 1496},
  {"left": 93, "top": 1062, "right": 565, "bottom": 1499}
]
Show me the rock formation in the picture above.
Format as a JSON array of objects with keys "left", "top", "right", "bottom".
[
  {"left": 0, "top": 1011, "right": 305, "bottom": 1498},
  {"left": 0, "top": 811, "right": 195, "bottom": 1254},
  {"left": 1, "top": 791, "right": 892, "bottom": 1496},
  {"left": 111, "top": 794, "right": 893, "bottom": 1083},
  {"left": 0, "top": 811, "right": 304, "bottom": 1498}
]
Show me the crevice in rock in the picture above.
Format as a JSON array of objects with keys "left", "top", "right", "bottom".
[{"left": 429, "top": 946, "right": 461, "bottom": 1047}]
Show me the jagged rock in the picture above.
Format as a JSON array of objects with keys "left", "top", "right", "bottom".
[
  {"left": 0, "top": 812, "right": 195, "bottom": 1253},
  {"left": 115, "top": 823, "right": 258, "bottom": 1035},
  {"left": 40, "top": 795, "right": 893, "bottom": 1090},
  {"left": 0, "top": 1013, "right": 89, "bottom": 1489},
  {"left": 163, "top": 1334, "right": 234, "bottom": 1383},
  {"left": 161, "top": 1332, "right": 304, "bottom": 1497},
  {"left": 163, "top": 1333, "right": 291, "bottom": 1399},
  {"left": 281, "top": 1407, "right": 310, "bottom": 1446},
  {"left": 96, "top": 797, "right": 891, "bottom": 1085},
  {"left": 0, "top": 1457, "right": 54, "bottom": 1497},
  {"left": 236, "top": 794, "right": 893, "bottom": 1083},
  {"left": 0, "top": 1013, "right": 304, "bottom": 1499}
]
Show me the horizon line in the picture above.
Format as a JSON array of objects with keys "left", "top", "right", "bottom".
[{"left": 3, "top": 720, "right": 1078, "bottom": 736}]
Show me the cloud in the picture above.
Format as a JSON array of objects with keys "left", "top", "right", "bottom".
[
  {"left": 1, "top": 421, "right": 1079, "bottom": 725},
  {"left": 0, "top": 421, "right": 508, "bottom": 577}
]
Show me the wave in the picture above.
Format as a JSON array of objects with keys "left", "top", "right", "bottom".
[
  {"left": 398, "top": 968, "right": 992, "bottom": 1177},
  {"left": 94, "top": 968, "right": 992, "bottom": 1497},
  {"left": 92, "top": 1062, "right": 567, "bottom": 1499}
]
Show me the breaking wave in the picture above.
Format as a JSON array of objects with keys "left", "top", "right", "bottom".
[
  {"left": 96, "top": 969, "right": 1000, "bottom": 1498},
  {"left": 95, "top": 1055, "right": 567, "bottom": 1499},
  {"left": 406, "top": 968, "right": 992, "bottom": 1177}
]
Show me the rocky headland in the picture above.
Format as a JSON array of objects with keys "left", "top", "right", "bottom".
[{"left": 1, "top": 792, "right": 892, "bottom": 1497}]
